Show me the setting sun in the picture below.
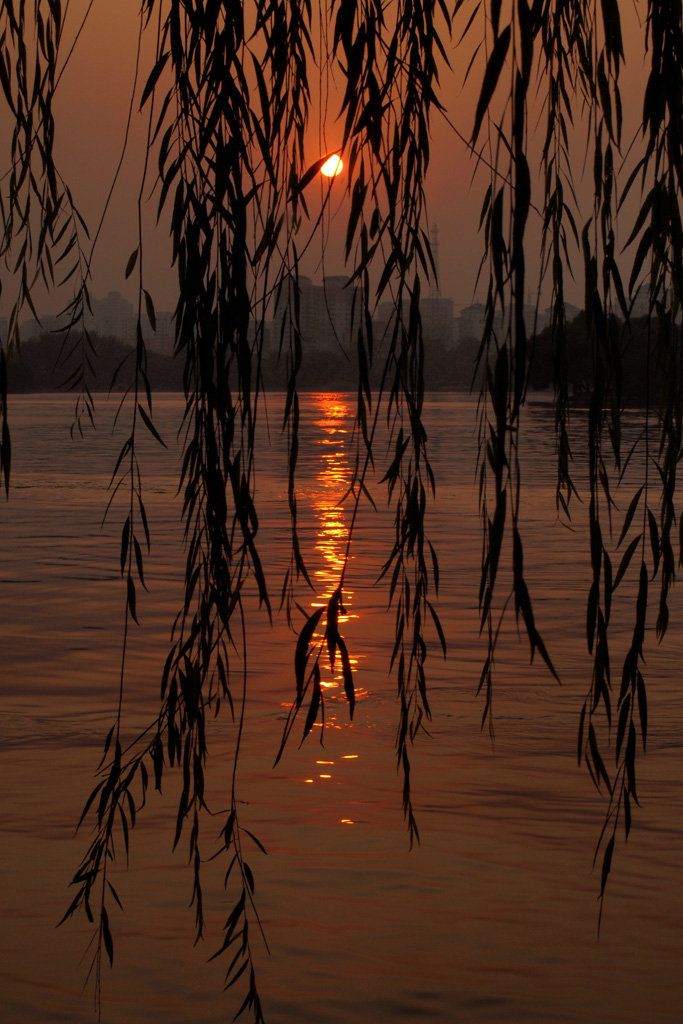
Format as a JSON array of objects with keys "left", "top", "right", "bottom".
[{"left": 320, "top": 154, "right": 343, "bottom": 177}]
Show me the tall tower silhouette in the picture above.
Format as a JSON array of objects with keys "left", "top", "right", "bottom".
[{"left": 430, "top": 222, "right": 441, "bottom": 298}]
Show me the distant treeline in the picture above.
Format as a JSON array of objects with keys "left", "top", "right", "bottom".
[
  {"left": 6, "top": 331, "right": 483, "bottom": 394},
  {"left": 260, "top": 334, "right": 484, "bottom": 391},
  {"left": 527, "top": 312, "right": 675, "bottom": 404},
  {"left": 6, "top": 333, "right": 184, "bottom": 393},
  {"left": 6, "top": 315, "right": 673, "bottom": 401}
]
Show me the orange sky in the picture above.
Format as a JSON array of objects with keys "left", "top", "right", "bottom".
[{"left": 14, "top": 0, "right": 652, "bottom": 319}]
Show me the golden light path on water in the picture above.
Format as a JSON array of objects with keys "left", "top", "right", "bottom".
[{"left": 300, "top": 394, "right": 365, "bottom": 819}]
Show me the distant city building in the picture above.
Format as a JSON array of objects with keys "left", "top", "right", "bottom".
[
  {"left": 87, "top": 291, "right": 135, "bottom": 341},
  {"left": 19, "top": 290, "right": 175, "bottom": 356},
  {"left": 456, "top": 301, "right": 582, "bottom": 344},
  {"left": 20, "top": 310, "right": 71, "bottom": 339},
  {"left": 321, "top": 275, "right": 360, "bottom": 348},
  {"left": 421, "top": 295, "right": 455, "bottom": 345},
  {"left": 370, "top": 224, "right": 455, "bottom": 347},
  {"left": 148, "top": 310, "right": 175, "bottom": 357},
  {"left": 375, "top": 294, "right": 456, "bottom": 348},
  {"left": 458, "top": 302, "right": 502, "bottom": 345},
  {"left": 272, "top": 275, "right": 362, "bottom": 353}
]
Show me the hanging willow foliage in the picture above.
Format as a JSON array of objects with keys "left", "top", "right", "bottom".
[{"left": 2, "top": 0, "right": 683, "bottom": 1017}]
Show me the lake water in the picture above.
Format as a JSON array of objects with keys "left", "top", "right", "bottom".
[{"left": 1, "top": 392, "right": 682, "bottom": 1023}]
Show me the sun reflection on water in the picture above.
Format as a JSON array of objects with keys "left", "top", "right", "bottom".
[
  {"left": 302, "top": 395, "right": 367, "bottom": 800},
  {"left": 310, "top": 394, "right": 359, "bottom": 696}
]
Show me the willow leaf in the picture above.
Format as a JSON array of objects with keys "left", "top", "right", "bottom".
[{"left": 472, "top": 25, "right": 510, "bottom": 144}]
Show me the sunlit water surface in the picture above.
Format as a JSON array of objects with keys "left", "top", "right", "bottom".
[{"left": 1, "top": 393, "right": 682, "bottom": 1024}]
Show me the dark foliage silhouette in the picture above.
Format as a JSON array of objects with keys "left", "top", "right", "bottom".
[{"left": 2, "top": 0, "right": 683, "bottom": 1017}]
